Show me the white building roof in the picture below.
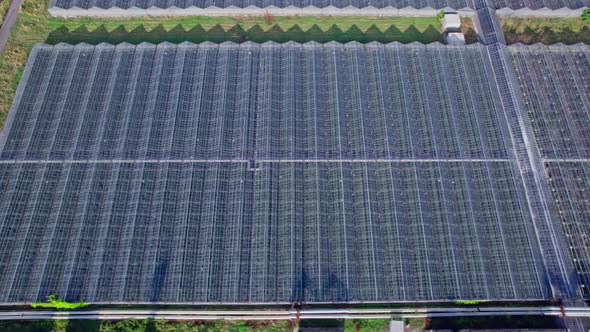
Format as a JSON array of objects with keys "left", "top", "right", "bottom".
[{"left": 442, "top": 13, "right": 462, "bottom": 32}]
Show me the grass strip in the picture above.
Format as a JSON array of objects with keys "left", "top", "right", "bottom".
[
  {"left": 0, "top": 0, "right": 11, "bottom": 26},
  {"left": 501, "top": 17, "right": 590, "bottom": 45}
]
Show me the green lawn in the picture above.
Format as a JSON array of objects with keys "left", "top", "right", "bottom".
[
  {"left": 56, "top": 15, "right": 441, "bottom": 32},
  {"left": 500, "top": 16, "right": 590, "bottom": 44},
  {"left": 0, "top": 0, "right": 443, "bottom": 126}
]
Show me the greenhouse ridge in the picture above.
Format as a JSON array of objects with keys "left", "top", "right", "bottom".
[{"left": 47, "top": 0, "right": 590, "bottom": 17}]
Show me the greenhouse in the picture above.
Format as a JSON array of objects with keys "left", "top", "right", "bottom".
[
  {"left": 509, "top": 44, "right": 590, "bottom": 298},
  {"left": 0, "top": 41, "right": 558, "bottom": 304},
  {"left": 46, "top": 0, "right": 589, "bottom": 18},
  {"left": 47, "top": 0, "right": 590, "bottom": 10}
]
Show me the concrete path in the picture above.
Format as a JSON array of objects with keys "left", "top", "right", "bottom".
[{"left": 0, "top": 0, "right": 23, "bottom": 55}]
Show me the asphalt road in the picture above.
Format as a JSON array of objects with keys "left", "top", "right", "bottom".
[
  {"left": 0, "top": 306, "right": 588, "bottom": 321},
  {"left": 0, "top": 0, "right": 23, "bottom": 54}
]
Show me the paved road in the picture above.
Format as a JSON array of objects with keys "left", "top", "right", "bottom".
[
  {"left": 0, "top": 0, "right": 23, "bottom": 54},
  {"left": 0, "top": 306, "right": 589, "bottom": 321}
]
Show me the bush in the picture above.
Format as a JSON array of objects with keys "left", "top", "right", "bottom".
[
  {"left": 582, "top": 8, "right": 590, "bottom": 22},
  {"left": 0, "top": 321, "right": 57, "bottom": 332},
  {"left": 404, "top": 318, "right": 426, "bottom": 329},
  {"left": 31, "top": 294, "right": 89, "bottom": 310}
]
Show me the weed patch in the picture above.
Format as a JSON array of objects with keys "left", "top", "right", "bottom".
[
  {"left": 500, "top": 16, "right": 590, "bottom": 44},
  {"left": 31, "top": 294, "right": 89, "bottom": 310}
]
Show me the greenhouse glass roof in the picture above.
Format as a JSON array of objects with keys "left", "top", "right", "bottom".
[
  {"left": 0, "top": 42, "right": 564, "bottom": 303},
  {"left": 509, "top": 44, "right": 590, "bottom": 298}
]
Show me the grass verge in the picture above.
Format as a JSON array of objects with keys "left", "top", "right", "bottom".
[
  {"left": 0, "top": 319, "right": 292, "bottom": 332},
  {"left": 500, "top": 16, "right": 590, "bottom": 44},
  {"left": 427, "top": 315, "right": 562, "bottom": 329},
  {"left": 0, "top": 316, "right": 561, "bottom": 332},
  {"left": 344, "top": 319, "right": 391, "bottom": 332},
  {"left": 0, "top": 0, "right": 444, "bottom": 127},
  {"left": 0, "top": 0, "right": 11, "bottom": 27}
]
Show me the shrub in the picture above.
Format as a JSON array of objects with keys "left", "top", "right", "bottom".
[
  {"left": 31, "top": 294, "right": 89, "bottom": 310},
  {"left": 582, "top": 8, "right": 590, "bottom": 22},
  {"left": 404, "top": 318, "right": 426, "bottom": 329}
]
